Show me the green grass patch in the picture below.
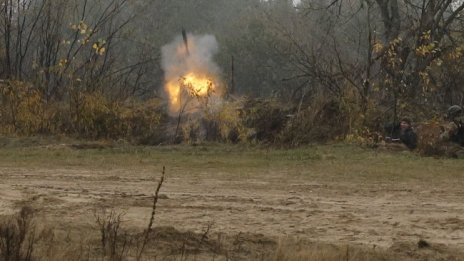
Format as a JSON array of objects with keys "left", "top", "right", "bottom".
[{"left": 0, "top": 140, "right": 463, "bottom": 183}]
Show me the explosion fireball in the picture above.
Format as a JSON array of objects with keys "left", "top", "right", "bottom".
[
  {"left": 161, "top": 33, "right": 221, "bottom": 114},
  {"left": 165, "top": 73, "right": 216, "bottom": 113}
]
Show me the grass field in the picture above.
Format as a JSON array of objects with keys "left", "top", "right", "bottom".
[{"left": 1, "top": 139, "right": 464, "bottom": 260}]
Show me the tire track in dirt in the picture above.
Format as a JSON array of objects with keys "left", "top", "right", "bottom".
[{"left": 1, "top": 167, "right": 464, "bottom": 249}]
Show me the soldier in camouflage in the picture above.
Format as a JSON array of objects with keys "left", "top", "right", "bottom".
[{"left": 384, "top": 117, "right": 417, "bottom": 150}]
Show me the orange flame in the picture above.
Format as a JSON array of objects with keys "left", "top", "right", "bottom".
[{"left": 165, "top": 72, "right": 216, "bottom": 113}]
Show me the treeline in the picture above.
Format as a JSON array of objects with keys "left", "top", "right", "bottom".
[{"left": 0, "top": 0, "right": 463, "bottom": 144}]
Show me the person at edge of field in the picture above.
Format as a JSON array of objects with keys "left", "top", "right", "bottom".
[
  {"left": 384, "top": 117, "right": 418, "bottom": 150},
  {"left": 439, "top": 105, "right": 464, "bottom": 158}
]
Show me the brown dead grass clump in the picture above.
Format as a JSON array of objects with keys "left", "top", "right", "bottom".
[
  {"left": 280, "top": 99, "right": 350, "bottom": 146},
  {"left": 415, "top": 121, "right": 446, "bottom": 156},
  {"left": 275, "top": 239, "right": 394, "bottom": 261},
  {"left": 0, "top": 206, "right": 36, "bottom": 261},
  {"left": 94, "top": 210, "right": 132, "bottom": 260}
]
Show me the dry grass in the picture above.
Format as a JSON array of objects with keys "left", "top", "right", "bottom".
[
  {"left": 94, "top": 209, "right": 131, "bottom": 260},
  {"left": 275, "top": 240, "right": 395, "bottom": 261},
  {"left": 1, "top": 140, "right": 464, "bottom": 260},
  {"left": 272, "top": 238, "right": 463, "bottom": 261},
  {"left": 273, "top": 238, "right": 464, "bottom": 261},
  {"left": 1, "top": 166, "right": 168, "bottom": 261},
  {"left": 0, "top": 206, "right": 36, "bottom": 261},
  {"left": 415, "top": 122, "right": 446, "bottom": 156}
]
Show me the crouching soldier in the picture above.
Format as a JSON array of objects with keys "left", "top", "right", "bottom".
[
  {"left": 383, "top": 117, "right": 417, "bottom": 150},
  {"left": 439, "top": 105, "right": 464, "bottom": 158}
]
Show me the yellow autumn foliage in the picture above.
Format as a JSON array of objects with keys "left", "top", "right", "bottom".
[
  {"left": 0, "top": 81, "right": 166, "bottom": 141},
  {"left": 0, "top": 81, "right": 45, "bottom": 134}
]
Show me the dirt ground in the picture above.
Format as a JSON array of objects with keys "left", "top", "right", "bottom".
[{"left": 1, "top": 143, "right": 464, "bottom": 259}]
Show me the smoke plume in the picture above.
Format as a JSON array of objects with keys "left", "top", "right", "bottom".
[{"left": 161, "top": 34, "right": 222, "bottom": 114}]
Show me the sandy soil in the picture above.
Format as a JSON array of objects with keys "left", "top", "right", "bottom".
[{"left": 1, "top": 163, "right": 464, "bottom": 254}]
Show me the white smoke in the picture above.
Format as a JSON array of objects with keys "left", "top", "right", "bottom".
[
  {"left": 161, "top": 33, "right": 223, "bottom": 114},
  {"left": 161, "top": 34, "right": 220, "bottom": 79}
]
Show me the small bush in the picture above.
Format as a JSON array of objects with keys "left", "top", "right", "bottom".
[
  {"left": 206, "top": 98, "right": 259, "bottom": 143},
  {"left": 239, "top": 98, "right": 289, "bottom": 143},
  {"left": 0, "top": 81, "right": 45, "bottom": 135},
  {"left": 279, "top": 98, "right": 351, "bottom": 146},
  {"left": 0, "top": 206, "right": 36, "bottom": 261},
  {"left": 94, "top": 210, "right": 132, "bottom": 260},
  {"left": 178, "top": 97, "right": 288, "bottom": 144}
]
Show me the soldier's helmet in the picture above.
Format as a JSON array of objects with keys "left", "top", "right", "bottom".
[{"left": 447, "top": 105, "right": 463, "bottom": 119}]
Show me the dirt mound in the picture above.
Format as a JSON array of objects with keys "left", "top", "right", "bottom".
[
  {"left": 273, "top": 238, "right": 464, "bottom": 261},
  {"left": 389, "top": 240, "right": 464, "bottom": 261},
  {"left": 145, "top": 228, "right": 464, "bottom": 261},
  {"left": 147, "top": 226, "right": 222, "bottom": 256},
  {"left": 145, "top": 226, "right": 277, "bottom": 260}
]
